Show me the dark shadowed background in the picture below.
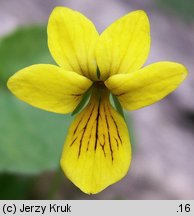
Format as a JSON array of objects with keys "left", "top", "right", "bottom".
[{"left": 0, "top": 0, "right": 194, "bottom": 199}]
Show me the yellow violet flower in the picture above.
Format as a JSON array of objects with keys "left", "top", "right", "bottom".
[{"left": 7, "top": 7, "right": 187, "bottom": 194}]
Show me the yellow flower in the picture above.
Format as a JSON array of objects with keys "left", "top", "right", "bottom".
[{"left": 7, "top": 7, "right": 187, "bottom": 194}]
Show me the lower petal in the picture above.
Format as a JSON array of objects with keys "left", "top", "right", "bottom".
[{"left": 60, "top": 90, "right": 132, "bottom": 194}]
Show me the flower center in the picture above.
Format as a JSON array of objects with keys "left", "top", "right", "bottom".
[
  {"left": 94, "top": 81, "right": 105, "bottom": 87},
  {"left": 93, "top": 81, "right": 107, "bottom": 90},
  {"left": 88, "top": 82, "right": 110, "bottom": 108}
]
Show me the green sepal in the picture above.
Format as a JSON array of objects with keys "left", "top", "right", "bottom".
[
  {"left": 111, "top": 94, "right": 125, "bottom": 118},
  {"left": 71, "top": 87, "right": 92, "bottom": 116}
]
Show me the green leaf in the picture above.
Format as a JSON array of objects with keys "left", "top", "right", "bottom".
[
  {"left": 0, "top": 26, "right": 54, "bottom": 86},
  {"left": 0, "top": 174, "right": 32, "bottom": 199},
  {"left": 157, "top": 0, "right": 194, "bottom": 22},
  {"left": 0, "top": 27, "right": 73, "bottom": 174}
]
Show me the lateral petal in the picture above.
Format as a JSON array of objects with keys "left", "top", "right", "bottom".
[
  {"left": 105, "top": 62, "right": 187, "bottom": 111},
  {"left": 61, "top": 91, "right": 132, "bottom": 194},
  {"left": 7, "top": 64, "right": 92, "bottom": 114},
  {"left": 96, "top": 10, "right": 150, "bottom": 80},
  {"left": 47, "top": 7, "right": 99, "bottom": 80}
]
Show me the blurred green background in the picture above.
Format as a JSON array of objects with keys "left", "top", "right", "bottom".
[{"left": 0, "top": 0, "right": 194, "bottom": 199}]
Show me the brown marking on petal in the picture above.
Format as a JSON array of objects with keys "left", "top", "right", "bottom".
[
  {"left": 115, "top": 92, "right": 127, "bottom": 97},
  {"left": 107, "top": 105, "right": 122, "bottom": 145},
  {"left": 73, "top": 118, "right": 82, "bottom": 136},
  {"left": 77, "top": 105, "right": 95, "bottom": 158},
  {"left": 114, "top": 137, "right": 119, "bottom": 149},
  {"left": 71, "top": 93, "right": 83, "bottom": 97},
  {"left": 94, "top": 99, "right": 101, "bottom": 151},
  {"left": 72, "top": 105, "right": 95, "bottom": 140},
  {"left": 103, "top": 104, "right": 114, "bottom": 162},
  {"left": 101, "top": 134, "right": 106, "bottom": 157},
  {"left": 100, "top": 143, "right": 106, "bottom": 157},
  {"left": 70, "top": 137, "right": 78, "bottom": 146},
  {"left": 86, "top": 125, "right": 93, "bottom": 151}
]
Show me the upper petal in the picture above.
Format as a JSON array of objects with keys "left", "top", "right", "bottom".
[
  {"left": 60, "top": 91, "right": 131, "bottom": 194},
  {"left": 47, "top": 7, "right": 99, "bottom": 80},
  {"left": 96, "top": 10, "right": 150, "bottom": 80},
  {"left": 105, "top": 62, "right": 188, "bottom": 110},
  {"left": 7, "top": 64, "right": 92, "bottom": 114}
]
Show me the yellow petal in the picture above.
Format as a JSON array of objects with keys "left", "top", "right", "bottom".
[
  {"left": 96, "top": 10, "right": 150, "bottom": 80},
  {"left": 7, "top": 64, "right": 92, "bottom": 114},
  {"left": 105, "top": 62, "right": 188, "bottom": 111},
  {"left": 48, "top": 7, "right": 99, "bottom": 80},
  {"left": 61, "top": 90, "right": 131, "bottom": 194}
]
